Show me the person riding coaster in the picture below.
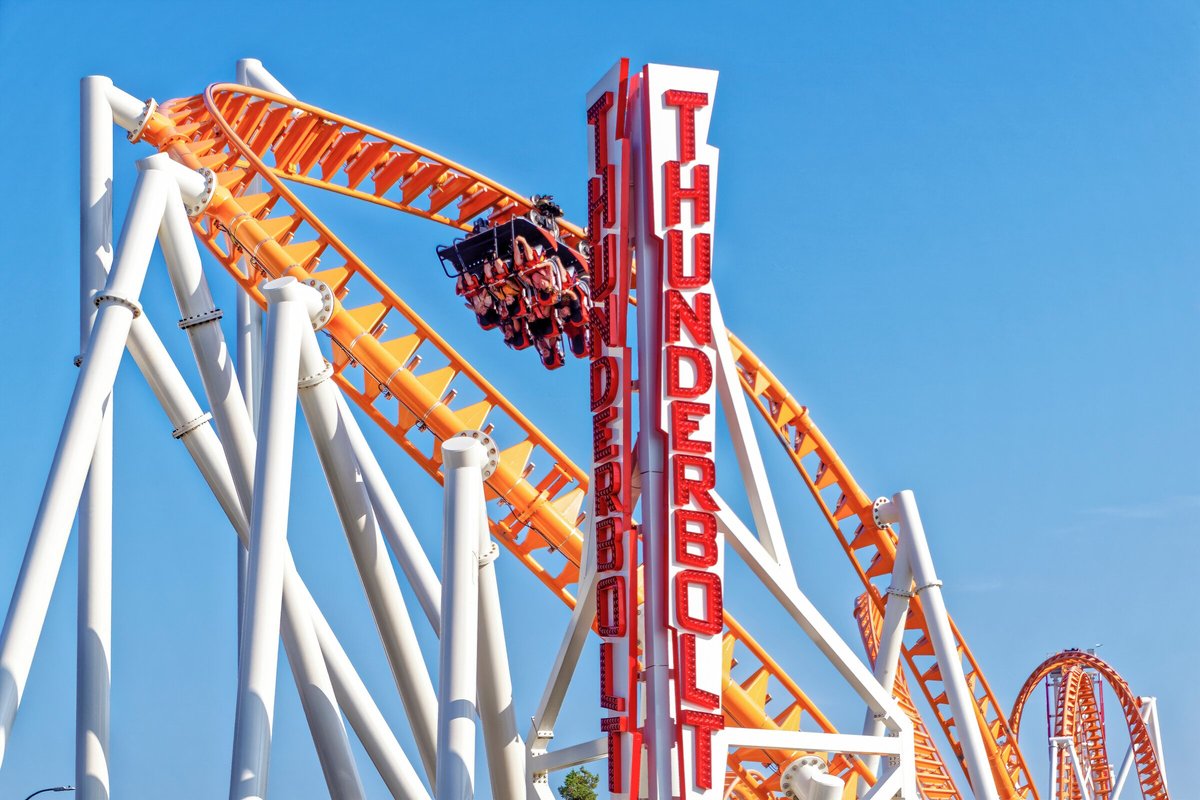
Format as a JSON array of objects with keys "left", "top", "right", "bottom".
[{"left": 436, "top": 210, "right": 591, "bottom": 368}]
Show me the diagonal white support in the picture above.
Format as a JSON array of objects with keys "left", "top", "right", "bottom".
[
  {"left": 228, "top": 278, "right": 309, "bottom": 800},
  {"left": 297, "top": 328, "right": 439, "bottom": 784},
  {"left": 280, "top": 570, "right": 367, "bottom": 800},
  {"left": 716, "top": 498, "right": 909, "bottom": 733},
  {"left": 711, "top": 299, "right": 792, "bottom": 574},
  {"left": 0, "top": 162, "right": 168, "bottom": 768},
  {"left": 860, "top": 517, "right": 915, "bottom": 793},
  {"left": 125, "top": 313, "right": 424, "bottom": 798},
  {"left": 334, "top": 392, "right": 442, "bottom": 634},
  {"left": 877, "top": 491, "right": 999, "bottom": 800}
]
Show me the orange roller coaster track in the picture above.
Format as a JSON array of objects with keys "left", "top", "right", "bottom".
[
  {"left": 1011, "top": 651, "right": 1169, "bottom": 800},
  {"left": 130, "top": 81, "right": 1041, "bottom": 797}
]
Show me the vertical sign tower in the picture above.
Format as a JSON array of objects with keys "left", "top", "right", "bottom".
[
  {"left": 586, "top": 59, "right": 641, "bottom": 799},
  {"left": 591, "top": 61, "right": 724, "bottom": 800}
]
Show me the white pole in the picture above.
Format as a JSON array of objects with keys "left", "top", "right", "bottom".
[
  {"left": 859, "top": 503, "right": 915, "bottom": 792},
  {"left": 279, "top": 569, "right": 367, "bottom": 800},
  {"left": 309, "top": 600, "right": 432, "bottom": 800},
  {"left": 334, "top": 392, "right": 442, "bottom": 633},
  {"left": 1142, "top": 697, "right": 1167, "bottom": 791},
  {"left": 631, "top": 90, "right": 675, "bottom": 800},
  {"left": 437, "top": 438, "right": 486, "bottom": 800},
  {"left": 889, "top": 490, "right": 999, "bottom": 800},
  {"left": 1049, "top": 739, "right": 1061, "bottom": 800},
  {"left": 234, "top": 58, "right": 265, "bottom": 657},
  {"left": 124, "top": 314, "right": 426, "bottom": 798},
  {"left": 156, "top": 165, "right": 258, "bottom": 519},
  {"left": 0, "top": 163, "right": 167, "bottom": 767},
  {"left": 475, "top": 504, "right": 527, "bottom": 800},
  {"left": 228, "top": 278, "right": 310, "bottom": 800},
  {"left": 296, "top": 330, "right": 439, "bottom": 784},
  {"left": 76, "top": 74, "right": 114, "bottom": 800},
  {"left": 237, "top": 58, "right": 296, "bottom": 99}
]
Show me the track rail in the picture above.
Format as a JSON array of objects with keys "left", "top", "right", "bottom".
[
  {"left": 1012, "top": 651, "right": 1167, "bottom": 800},
  {"left": 854, "top": 594, "right": 963, "bottom": 800},
  {"left": 134, "top": 82, "right": 1036, "bottom": 796},
  {"left": 138, "top": 85, "right": 872, "bottom": 792}
]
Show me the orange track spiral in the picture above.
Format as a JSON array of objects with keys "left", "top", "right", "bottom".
[{"left": 1011, "top": 651, "right": 1167, "bottom": 800}]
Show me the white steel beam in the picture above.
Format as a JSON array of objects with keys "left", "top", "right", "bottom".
[
  {"left": 475, "top": 505, "right": 526, "bottom": 800},
  {"left": 630, "top": 79, "right": 674, "bottom": 800},
  {"left": 0, "top": 162, "right": 167, "bottom": 767},
  {"left": 879, "top": 491, "right": 999, "bottom": 800},
  {"left": 334, "top": 392, "right": 442, "bottom": 634},
  {"left": 76, "top": 74, "right": 115, "bottom": 800},
  {"left": 297, "top": 329, "right": 439, "bottom": 784},
  {"left": 860, "top": 502, "right": 915, "bottom": 792},
  {"left": 710, "top": 297, "right": 792, "bottom": 573},
  {"left": 527, "top": 737, "right": 608, "bottom": 775},
  {"left": 723, "top": 728, "right": 902, "bottom": 756},
  {"left": 228, "top": 278, "right": 310, "bottom": 800},
  {"left": 437, "top": 438, "right": 487, "bottom": 800},
  {"left": 235, "top": 56, "right": 269, "bottom": 651},
  {"left": 1142, "top": 697, "right": 1167, "bottom": 792},
  {"left": 124, "top": 315, "right": 426, "bottom": 798},
  {"left": 717, "top": 498, "right": 917, "bottom": 798},
  {"left": 526, "top": 564, "right": 598, "bottom": 754},
  {"left": 716, "top": 499, "right": 908, "bottom": 733},
  {"left": 280, "top": 570, "right": 367, "bottom": 800}
]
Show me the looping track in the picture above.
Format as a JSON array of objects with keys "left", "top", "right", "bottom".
[
  {"left": 133, "top": 82, "right": 1039, "bottom": 797},
  {"left": 1011, "top": 651, "right": 1168, "bottom": 800}
]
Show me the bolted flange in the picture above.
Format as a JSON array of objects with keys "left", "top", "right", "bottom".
[
  {"left": 780, "top": 755, "right": 829, "bottom": 800},
  {"left": 127, "top": 97, "right": 158, "bottom": 143},
  {"left": 304, "top": 278, "right": 335, "bottom": 330},
  {"left": 183, "top": 167, "right": 217, "bottom": 218},
  {"left": 872, "top": 496, "right": 896, "bottom": 530},
  {"left": 451, "top": 429, "right": 499, "bottom": 479}
]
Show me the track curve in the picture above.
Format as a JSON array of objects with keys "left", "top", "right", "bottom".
[
  {"left": 1011, "top": 651, "right": 1168, "bottom": 800},
  {"left": 132, "top": 81, "right": 1038, "bottom": 797}
]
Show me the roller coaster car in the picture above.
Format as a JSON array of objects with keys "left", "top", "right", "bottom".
[{"left": 436, "top": 215, "right": 591, "bottom": 370}]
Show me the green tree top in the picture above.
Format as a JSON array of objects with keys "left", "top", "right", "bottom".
[{"left": 557, "top": 766, "right": 600, "bottom": 800}]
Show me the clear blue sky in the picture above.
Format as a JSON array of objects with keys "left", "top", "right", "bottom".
[{"left": 0, "top": 2, "right": 1196, "bottom": 798}]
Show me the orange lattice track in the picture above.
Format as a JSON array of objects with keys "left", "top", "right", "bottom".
[
  {"left": 1012, "top": 651, "right": 1167, "bottom": 800},
  {"left": 854, "top": 594, "right": 963, "bottom": 800},
  {"left": 131, "top": 82, "right": 1037, "bottom": 797}
]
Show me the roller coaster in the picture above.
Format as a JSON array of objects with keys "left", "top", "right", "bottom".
[{"left": 0, "top": 58, "right": 1173, "bottom": 800}]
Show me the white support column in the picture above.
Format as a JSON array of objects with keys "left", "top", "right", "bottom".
[
  {"left": 475, "top": 505, "right": 526, "bottom": 800},
  {"left": 234, "top": 57, "right": 266, "bottom": 655},
  {"left": 0, "top": 163, "right": 167, "bottom": 767},
  {"left": 882, "top": 490, "right": 999, "bottom": 800},
  {"left": 437, "top": 438, "right": 486, "bottom": 800},
  {"left": 76, "top": 74, "right": 114, "bottom": 800},
  {"left": 631, "top": 90, "right": 675, "bottom": 800},
  {"left": 124, "top": 315, "right": 426, "bottom": 799},
  {"left": 280, "top": 570, "right": 367, "bottom": 800},
  {"left": 228, "top": 278, "right": 310, "bottom": 800},
  {"left": 1142, "top": 697, "right": 1167, "bottom": 792},
  {"left": 309, "top": 600, "right": 431, "bottom": 800},
  {"left": 859, "top": 502, "right": 916, "bottom": 792},
  {"left": 296, "top": 329, "right": 439, "bottom": 784},
  {"left": 155, "top": 155, "right": 258, "bottom": 521},
  {"left": 334, "top": 392, "right": 442, "bottom": 633}
]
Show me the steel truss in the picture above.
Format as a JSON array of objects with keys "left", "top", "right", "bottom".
[{"left": 0, "top": 59, "right": 1172, "bottom": 800}]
